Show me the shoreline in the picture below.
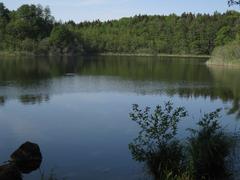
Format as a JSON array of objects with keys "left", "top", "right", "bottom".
[
  {"left": 206, "top": 61, "right": 240, "bottom": 68},
  {"left": 99, "top": 53, "right": 211, "bottom": 58},
  {"left": 0, "top": 51, "right": 35, "bottom": 57},
  {"left": 2, "top": 51, "right": 240, "bottom": 68},
  {"left": 0, "top": 51, "right": 210, "bottom": 59}
]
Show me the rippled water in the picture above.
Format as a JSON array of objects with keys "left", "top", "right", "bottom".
[{"left": 0, "top": 55, "right": 240, "bottom": 180}]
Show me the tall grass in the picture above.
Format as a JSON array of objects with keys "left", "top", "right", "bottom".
[{"left": 207, "top": 40, "right": 240, "bottom": 66}]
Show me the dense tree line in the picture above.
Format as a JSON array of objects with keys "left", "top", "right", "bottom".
[
  {"left": 0, "top": 3, "right": 82, "bottom": 55},
  {"left": 75, "top": 12, "right": 240, "bottom": 55},
  {"left": 0, "top": 3, "right": 239, "bottom": 55}
]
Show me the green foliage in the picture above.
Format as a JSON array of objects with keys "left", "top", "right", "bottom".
[
  {"left": 50, "top": 26, "right": 73, "bottom": 46},
  {"left": 187, "top": 109, "right": 234, "bottom": 179},
  {"left": 21, "top": 38, "right": 37, "bottom": 52},
  {"left": 129, "top": 102, "right": 187, "bottom": 179},
  {"left": 76, "top": 12, "right": 240, "bottom": 55},
  {"left": 0, "top": 3, "right": 54, "bottom": 52},
  {"left": 0, "top": 3, "right": 239, "bottom": 55},
  {"left": 6, "top": 4, "right": 53, "bottom": 40},
  {"left": 208, "top": 40, "right": 240, "bottom": 65},
  {"left": 49, "top": 25, "right": 83, "bottom": 54},
  {"left": 215, "top": 26, "right": 235, "bottom": 46},
  {"left": 49, "top": 26, "right": 73, "bottom": 53},
  {"left": 37, "top": 38, "right": 50, "bottom": 54},
  {"left": 0, "top": 2, "right": 10, "bottom": 49},
  {"left": 0, "top": 3, "right": 9, "bottom": 19}
]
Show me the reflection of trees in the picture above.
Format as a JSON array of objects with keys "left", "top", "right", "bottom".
[
  {"left": 167, "top": 87, "right": 235, "bottom": 101},
  {"left": 0, "top": 56, "right": 211, "bottom": 84},
  {"left": 0, "top": 96, "right": 5, "bottom": 105},
  {"left": 207, "top": 66, "right": 240, "bottom": 118},
  {"left": 79, "top": 57, "right": 240, "bottom": 118},
  {"left": 228, "top": 98, "right": 240, "bottom": 118},
  {"left": 167, "top": 86, "right": 240, "bottom": 118},
  {"left": 0, "top": 56, "right": 84, "bottom": 85},
  {"left": 0, "top": 56, "right": 240, "bottom": 116},
  {"left": 77, "top": 56, "right": 211, "bottom": 83},
  {"left": 19, "top": 94, "right": 49, "bottom": 105}
]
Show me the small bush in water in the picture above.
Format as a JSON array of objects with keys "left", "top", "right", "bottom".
[{"left": 129, "top": 101, "right": 188, "bottom": 179}]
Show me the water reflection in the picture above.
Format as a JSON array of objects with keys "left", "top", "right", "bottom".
[
  {"left": 0, "top": 56, "right": 240, "bottom": 179},
  {"left": 208, "top": 66, "right": 240, "bottom": 119},
  {"left": 0, "top": 56, "right": 210, "bottom": 83},
  {"left": 0, "top": 96, "right": 5, "bottom": 105},
  {"left": 0, "top": 56, "right": 240, "bottom": 117},
  {"left": 19, "top": 94, "right": 49, "bottom": 105}
]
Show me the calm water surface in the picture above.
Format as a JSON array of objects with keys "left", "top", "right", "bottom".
[{"left": 0, "top": 56, "right": 240, "bottom": 180}]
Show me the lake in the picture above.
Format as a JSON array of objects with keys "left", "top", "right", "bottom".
[{"left": 0, "top": 55, "right": 240, "bottom": 180}]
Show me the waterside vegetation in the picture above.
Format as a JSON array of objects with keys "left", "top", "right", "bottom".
[
  {"left": 207, "top": 40, "right": 240, "bottom": 66},
  {"left": 129, "top": 102, "right": 239, "bottom": 180}
]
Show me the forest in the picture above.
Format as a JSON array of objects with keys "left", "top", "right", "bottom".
[{"left": 0, "top": 2, "right": 239, "bottom": 57}]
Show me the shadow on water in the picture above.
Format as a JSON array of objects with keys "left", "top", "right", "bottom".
[{"left": 0, "top": 55, "right": 240, "bottom": 117}]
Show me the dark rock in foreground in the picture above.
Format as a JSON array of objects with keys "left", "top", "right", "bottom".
[
  {"left": 11, "top": 141, "right": 42, "bottom": 173},
  {"left": 0, "top": 164, "right": 22, "bottom": 180},
  {"left": 0, "top": 141, "right": 42, "bottom": 180}
]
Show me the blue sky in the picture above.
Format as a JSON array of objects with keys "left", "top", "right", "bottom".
[{"left": 1, "top": 0, "right": 239, "bottom": 22}]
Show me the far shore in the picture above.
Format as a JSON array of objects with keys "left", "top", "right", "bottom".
[
  {"left": 1, "top": 51, "right": 240, "bottom": 68},
  {"left": 206, "top": 61, "right": 240, "bottom": 68},
  {"left": 99, "top": 52, "right": 211, "bottom": 58},
  {"left": 0, "top": 51, "right": 211, "bottom": 59},
  {"left": 0, "top": 51, "right": 35, "bottom": 57}
]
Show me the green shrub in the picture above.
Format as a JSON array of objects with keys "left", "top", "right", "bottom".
[
  {"left": 129, "top": 102, "right": 188, "bottom": 179},
  {"left": 187, "top": 109, "right": 235, "bottom": 179},
  {"left": 49, "top": 26, "right": 83, "bottom": 55},
  {"left": 36, "top": 38, "right": 50, "bottom": 54},
  {"left": 20, "top": 38, "right": 37, "bottom": 52},
  {"left": 129, "top": 102, "right": 239, "bottom": 180},
  {"left": 208, "top": 40, "right": 240, "bottom": 65}
]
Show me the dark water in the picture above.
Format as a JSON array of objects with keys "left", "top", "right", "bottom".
[{"left": 0, "top": 56, "right": 240, "bottom": 180}]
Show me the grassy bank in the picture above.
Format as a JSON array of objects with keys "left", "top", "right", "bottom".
[
  {"left": 0, "top": 51, "right": 35, "bottom": 57},
  {"left": 207, "top": 41, "right": 240, "bottom": 66},
  {"left": 0, "top": 51, "right": 210, "bottom": 59},
  {"left": 0, "top": 51, "right": 83, "bottom": 57}
]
